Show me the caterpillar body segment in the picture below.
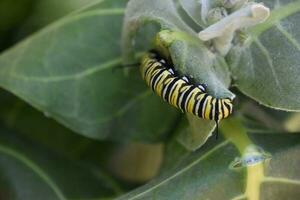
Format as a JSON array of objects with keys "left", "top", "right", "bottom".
[{"left": 140, "top": 50, "right": 233, "bottom": 122}]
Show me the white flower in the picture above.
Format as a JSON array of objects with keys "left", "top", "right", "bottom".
[{"left": 199, "top": 3, "right": 270, "bottom": 55}]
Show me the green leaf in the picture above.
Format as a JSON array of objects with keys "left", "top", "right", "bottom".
[
  {"left": 122, "top": 0, "right": 195, "bottom": 63},
  {"left": 0, "top": 129, "right": 122, "bottom": 200},
  {"left": 178, "top": 0, "right": 205, "bottom": 28},
  {"left": 117, "top": 140, "right": 243, "bottom": 200},
  {"left": 117, "top": 120, "right": 300, "bottom": 200},
  {"left": 0, "top": 89, "right": 121, "bottom": 164},
  {"left": 239, "top": 97, "right": 297, "bottom": 134},
  {"left": 176, "top": 113, "right": 216, "bottom": 151},
  {"left": 21, "top": 0, "right": 100, "bottom": 28},
  {"left": 0, "top": 0, "right": 179, "bottom": 141},
  {"left": 227, "top": 0, "right": 300, "bottom": 111}
]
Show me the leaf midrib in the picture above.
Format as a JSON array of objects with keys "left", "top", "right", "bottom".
[
  {"left": 9, "top": 58, "right": 122, "bottom": 82},
  {"left": 0, "top": 144, "right": 66, "bottom": 200},
  {"left": 118, "top": 140, "right": 230, "bottom": 200}
]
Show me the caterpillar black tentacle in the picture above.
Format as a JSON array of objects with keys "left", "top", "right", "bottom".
[{"left": 140, "top": 50, "right": 234, "bottom": 137}]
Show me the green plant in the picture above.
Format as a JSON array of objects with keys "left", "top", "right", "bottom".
[{"left": 0, "top": 0, "right": 299, "bottom": 199}]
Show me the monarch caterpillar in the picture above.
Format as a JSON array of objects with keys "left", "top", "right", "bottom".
[{"left": 140, "top": 50, "right": 234, "bottom": 131}]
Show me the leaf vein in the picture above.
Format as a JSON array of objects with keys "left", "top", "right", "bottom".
[
  {"left": 10, "top": 58, "right": 122, "bottom": 82},
  {"left": 77, "top": 90, "right": 152, "bottom": 125},
  {"left": 254, "top": 39, "right": 282, "bottom": 92},
  {"left": 0, "top": 144, "right": 66, "bottom": 200},
  {"left": 231, "top": 194, "right": 246, "bottom": 200},
  {"left": 263, "top": 177, "right": 300, "bottom": 185},
  {"left": 119, "top": 140, "right": 230, "bottom": 200},
  {"left": 275, "top": 23, "right": 300, "bottom": 51}
]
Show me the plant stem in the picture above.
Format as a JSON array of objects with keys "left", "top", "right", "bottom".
[{"left": 220, "top": 117, "right": 264, "bottom": 200}]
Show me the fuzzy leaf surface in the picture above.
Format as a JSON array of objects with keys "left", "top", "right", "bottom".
[
  {"left": 0, "top": 0, "right": 179, "bottom": 141},
  {"left": 228, "top": 0, "right": 300, "bottom": 111}
]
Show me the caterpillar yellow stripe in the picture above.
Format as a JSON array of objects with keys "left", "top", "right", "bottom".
[{"left": 140, "top": 50, "right": 233, "bottom": 122}]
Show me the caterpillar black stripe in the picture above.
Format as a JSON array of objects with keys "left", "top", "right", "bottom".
[{"left": 140, "top": 50, "right": 233, "bottom": 123}]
